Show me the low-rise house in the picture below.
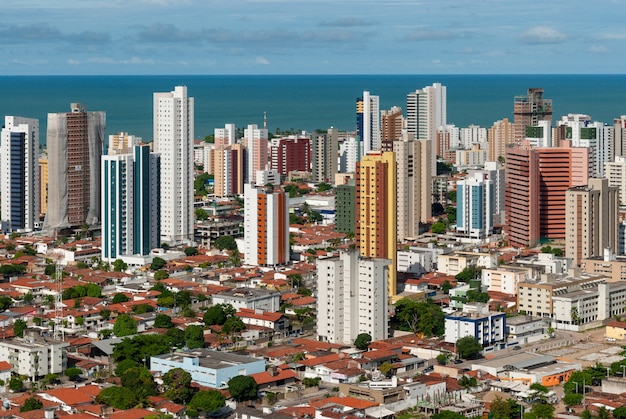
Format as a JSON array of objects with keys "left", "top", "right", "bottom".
[
  {"left": 212, "top": 288, "right": 281, "bottom": 312},
  {"left": 150, "top": 349, "right": 265, "bottom": 389},
  {"left": 236, "top": 308, "right": 289, "bottom": 333}
]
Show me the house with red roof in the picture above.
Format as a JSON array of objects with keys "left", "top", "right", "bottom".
[{"left": 236, "top": 308, "right": 289, "bottom": 333}]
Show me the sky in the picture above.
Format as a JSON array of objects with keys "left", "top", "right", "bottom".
[{"left": 2, "top": 0, "right": 625, "bottom": 75}]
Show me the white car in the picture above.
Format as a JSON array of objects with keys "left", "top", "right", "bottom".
[{"left": 606, "top": 337, "right": 616, "bottom": 342}]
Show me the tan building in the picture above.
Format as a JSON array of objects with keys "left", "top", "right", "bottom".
[
  {"left": 380, "top": 106, "right": 403, "bottom": 142},
  {"left": 517, "top": 270, "right": 606, "bottom": 319},
  {"left": 455, "top": 144, "right": 487, "bottom": 168},
  {"left": 437, "top": 251, "right": 497, "bottom": 276},
  {"left": 605, "top": 156, "right": 626, "bottom": 206},
  {"left": 605, "top": 320, "right": 626, "bottom": 341},
  {"left": 356, "top": 151, "right": 397, "bottom": 296},
  {"left": 581, "top": 250, "right": 626, "bottom": 282},
  {"left": 39, "top": 156, "right": 48, "bottom": 216},
  {"left": 487, "top": 118, "right": 513, "bottom": 161},
  {"left": 566, "top": 178, "right": 619, "bottom": 266},
  {"left": 212, "top": 144, "right": 245, "bottom": 198},
  {"left": 482, "top": 266, "right": 534, "bottom": 295}
]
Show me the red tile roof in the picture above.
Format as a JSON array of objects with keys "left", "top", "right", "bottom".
[{"left": 250, "top": 369, "right": 298, "bottom": 385}]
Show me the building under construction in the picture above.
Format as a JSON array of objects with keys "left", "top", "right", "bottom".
[
  {"left": 513, "top": 88, "right": 553, "bottom": 144},
  {"left": 43, "top": 103, "right": 105, "bottom": 235}
]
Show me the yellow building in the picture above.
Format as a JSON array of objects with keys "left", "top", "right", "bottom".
[
  {"left": 605, "top": 320, "right": 626, "bottom": 341},
  {"left": 39, "top": 156, "right": 48, "bottom": 216},
  {"left": 356, "top": 151, "right": 397, "bottom": 296}
]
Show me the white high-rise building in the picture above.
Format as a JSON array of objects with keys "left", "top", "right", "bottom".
[
  {"left": 316, "top": 250, "right": 389, "bottom": 345},
  {"left": 459, "top": 125, "right": 487, "bottom": 149},
  {"left": 214, "top": 123, "right": 236, "bottom": 147},
  {"left": 153, "top": 86, "right": 194, "bottom": 245},
  {"left": 525, "top": 120, "right": 552, "bottom": 148},
  {"left": 557, "top": 114, "right": 612, "bottom": 177},
  {"left": 456, "top": 171, "right": 494, "bottom": 239},
  {"left": 356, "top": 91, "right": 380, "bottom": 158},
  {"left": 339, "top": 136, "right": 359, "bottom": 173},
  {"left": 102, "top": 145, "right": 160, "bottom": 262},
  {"left": 0, "top": 116, "right": 39, "bottom": 232},
  {"left": 407, "top": 83, "right": 446, "bottom": 176}
]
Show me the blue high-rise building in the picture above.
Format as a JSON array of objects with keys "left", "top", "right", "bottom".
[
  {"left": 456, "top": 171, "right": 494, "bottom": 239},
  {"left": 102, "top": 144, "right": 160, "bottom": 262}
]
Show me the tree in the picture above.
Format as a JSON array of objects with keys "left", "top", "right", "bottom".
[
  {"left": 154, "top": 314, "right": 174, "bottom": 329},
  {"left": 96, "top": 385, "right": 138, "bottom": 409},
  {"left": 466, "top": 289, "right": 490, "bottom": 303},
  {"left": 229, "top": 248, "right": 242, "bottom": 267},
  {"left": 0, "top": 295, "right": 12, "bottom": 312},
  {"left": 184, "top": 247, "right": 199, "bottom": 256},
  {"left": 436, "top": 353, "right": 449, "bottom": 365},
  {"left": 441, "top": 280, "right": 453, "bottom": 294},
  {"left": 150, "top": 257, "right": 167, "bottom": 271},
  {"left": 22, "top": 293, "right": 34, "bottom": 304},
  {"left": 9, "top": 376, "right": 23, "bottom": 392},
  {"left": 458, "top": 375, "right": 477, "bottom": 389},
  {"left": 563, "top": 392, "right": 583, "bottom": 406},
  {"left": 455, "top": 265, "right": 482, "bottom": 282},
  {"left": 354, "top": 333, "right": 372, "bottom": 350},
  {"left": 431, "top": 221, "right": 447, "bottom": 234},
  {"left": 195, "top": 208, "right": 209, "bottom": 221},
  {"left": 112, "top": 334, "right": 172, "bottom": 364},
  {"left": 112, "top": 293, "right": 130, "bottom": 304},
  {"left": 391, "top": 298, "right": 445, "bottom": 337},
  {"left": 489, "top": 396, "right": 512, "bottom": 419},
  {"left": 228, "top": 375, "right": 258, "bottom": 402},
  {"left": 100, "top": 309, "right": 111, "bottom": 320},
  {"left": 203, "top": 305, "right": 227, "bottom": 325},
  {"left": 132, "top": 303, "right": 154, "bottom": 314},
  {"left": 65, "top": 367, "right": 82, "bottom": 380},
  {"left": 613, "top": 406, "right": 626, "bottom": 419},
  {"left": 163, "top": 368, "right": 193, "bottom": 404},
  {"left": 185, "top": 325, "right": 205, "bottom": 349},
  {"left": 214, "top": 235, "right": 237, "bottom": 251},
  {"left": 44, "top": 373, "right": 59, "bottom": 385},
  {"left": 188, "top": 390, "right": 226, "bottom": 415},
  {"left": 222, "top": 316, "right": 245, "bottom": 335},
  {"left": 447, "top": 190, "right": 457, "bottom": 203},
  {"left": 379, "top": 362, "right": 394, "bottom": 377},
  {"left": 431, "top": 411, "right": 466, "bottom": 419},
  {"left": 120, "top": 366, "right": 157, "bottom": 399},
  {"left": 166, "top": 328, "right": 186, "bottom": 348},
  {"left": 112, "top": 259, "right": 128, "bottom": 272},
  {"left": 524, "top": 403, "right": 554, "bottom": 419},
  {"left": 456, "top": 336, "right": 482, "bottom": 359},
  {"left": 115, "top": 359, "right": 141, "bottom": 377},
  {"left": 20, "top": 397, "right": 43, "bottom": 412},
  {"left": 113, "top": 313, "right": 137, "bottom": 337},
  {"left": 13, "top": 319, "right": 27, "bottom": 337}
]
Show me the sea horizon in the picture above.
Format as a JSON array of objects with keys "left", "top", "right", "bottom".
[{"left": 1, "top": 74, "right": 625, "bottom": 146}]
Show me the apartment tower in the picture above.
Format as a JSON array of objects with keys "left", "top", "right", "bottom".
[
  {"left": 43, "top": 103, "right": 105, "bottom": 233},
  {"left": 381, "top": 106, "right": 403, "bottom": 143},
  {"left": 512, "top": 88, "right": 553, "bottom": 144},
  {"left": 311, "top": 127, "right": 338, "bottom": 183},
  {"left": 0, "top": 116, "right": 39, "bottom": 232},
  {"left": 316, "top": 250, "right": 389, "bottom": 345},
  {"left": 487, "top": 118, "right": 513, "bottom": 162},
  {"left": 566, "top": 178, "right": 618, "bottom": 266},
  {"left": 243, "top": 183, "right": 289, "bottom": 267},
  {"left": 270, "top": 136, "right": 310, "bottom": 176},
  {"left": 356, "top": 151, "right": 397, "bottom": 296},
  {"left": 102, "top": 144, "right": 160, "bottom": 262},
  {"left": 153, "top": 86, "right": 194, "bottom": 245},
  {"left": 213, "top": 144, "right": 246, "bottom": 198},
  {"left": 245, "top": 124, "right": 268, "bottom": 185},
  {"left": 356, "top": 91, "right": 381, "bottom": 158}
]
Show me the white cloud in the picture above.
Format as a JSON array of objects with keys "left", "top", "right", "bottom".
[
  {"left": 67, "top": 59, "right": 81, "bottom": 65},
  {"left": 256, "top": 56, "right": 270, "bottom": 65},
  {"left": 587, "top": 45, "right": 607, "bottom": 54},
  {"left": 518, "top": 26, "right": 568, "bottom": 44}
]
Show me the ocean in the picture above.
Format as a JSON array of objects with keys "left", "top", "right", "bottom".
[{"left": 1, "top": 74, "right": 626, "bottom": 145}]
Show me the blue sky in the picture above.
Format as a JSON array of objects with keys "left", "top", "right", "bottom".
[{"left": 2, "top": 0, "right": 624, "bottom": 75}]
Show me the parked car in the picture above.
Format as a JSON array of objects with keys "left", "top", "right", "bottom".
[{"left": 513, "top": 345, "right": 522, "bottom": 350}]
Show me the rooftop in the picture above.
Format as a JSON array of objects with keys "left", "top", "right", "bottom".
[{"left": 152, "top": 348, "right": 262, "bottom": 370}]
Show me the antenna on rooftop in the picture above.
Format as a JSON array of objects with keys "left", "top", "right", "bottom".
[{"left": 51, "top": 253, "right": 64, "bottom": 340}]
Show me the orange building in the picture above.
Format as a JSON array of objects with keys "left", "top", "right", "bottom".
[
  {"left": 356, "top": 151, "right": 397, "bottom": 296},
  {"left": 505, "top": 142, "right": 589, "bottom": 248}
]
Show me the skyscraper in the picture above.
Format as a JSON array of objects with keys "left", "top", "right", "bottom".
[
  {"left": 245, "top": 124, "right": 268, "bottom": 185},
  {"left": 356, "top": 91, "right": 380, "bottom": 157},
  {"left": 270, "top": 136, "right": 310, "bottom": 176},
  {"left": 316, "top": 250, "right": 389, "bottom": 344},
  {"left": 102, "top": 144, "right": 160, "bottom": 262},
  {"left": 153, "top": 86, "right": 194, "bottom": 245},
  {"left": 555, "top": 114, "right": 612, "bottom": 177},
  {"left": 381, "top": 106, "right": 403, "bottom": 143},
  {"left": 505, "top": 143, "right": 589, "bottom": 248},
  {"left": 456, "top": 171, "right": 494, "bottom": 239},
  {"left": 356, "top": 151, "right": 397, "bottom": 296},
  {"left": 213, "top": 144, "right": 246, "bottom": 198},
  {"left": 407, "top": 83, "right": 446, "bottom": 177},
  {"left": 43, "top": 103, "right": 105, "bottom": 233},
  {"left": 243, "top": 184, "right": 289, "bottom": 267},
  {"left": 487, "top": 118, "right": 513, "bottom": 162},
  {"left": 214, "top": 123, "right": 236, "bottom": 148},
  {"left": 513, "top": 88, "right": 553, "bottom": 144},
  {"left": 566, "top": 178, "right": 618, "bottom": 266},
  {"left": 0, "top": 116, "right": 39, "bottom": 232},
  {"left": 311, "top": 127, "right": 338, "bottom": 183}
]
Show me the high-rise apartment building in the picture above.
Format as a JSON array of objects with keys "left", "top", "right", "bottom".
[
  {"left": 43, "top": 103, "right": 105, "bottom": 233},
  {"left": 39, "top": 156, "right": 48, "bottom": 217},
  {"left": 525, "top": 120, "right": 552, "bottom": 148},
  {"left": 102, "top": 145, "right": 160, "bottom": 262},
  {"left": 459, "top": 125, "right": 487, "bottom": 149},
  {"left": 316, "top": 250, "right": 389, "bottom": 345},
  {"left": 109, "top": 132, "right": 142, "bottom": 154},
  {"left": 388, "top": 138, "right": 431, "bottom": 241},
  {"left": 487, "top": 118, "right": 513, "bottom": 162},
  {"left": 214, "top": 123, "right": 236, "bottom": 148},
  {"left": 456, "top": 171, "right": 494, "bottom": 239},
  {"left": 555, "top": 114, "right": 612, "bottom": 177},
  {"left": 381, "top": 106, "right": 403, "bottom": 143},
  {"left": 1, "top": 116, "right": 39, "bottom": 232},
  {"left": 356, "top": 151, "right": 397, "bottom": 296},
  {"left": 245, "top": 124, "right": 268, "bottom": 185},
  {"left": 613, "top": 116, "right": 626, "bottom": 158},
  {"left": 311, "top": 127, "right": 338, "bottom": 183},
  {"left": 407, "top": 83, "right": 446, "bottom": 177},
  {"left": 213, "top": 144, "right": 246, "bottom": 198},
  {"left": 605, "top": 156, "right": 626, "bottom": 206},
  {"left": 505, "top": 143, "right": 589, "bottom": 248},
  {"left": 270, "top": 136, "right": 310, "bottom": 176},
  {"left": 513, "top": 88, "right": 553, "bottom": 144},
  {"left": 153, "top": 86, "right": 194, "bottom": 245},
  {"left": 243, "top": 184, "right": 289, "bottom": 267},
  {"left": 356, "top": 91, "right": 380, "bottom": 157},
  {"left": 335, "top": 179, "right": 356, "bottom": 235},
  {"left": 566, "top": 178, "right": 618, "bottom": 266}
]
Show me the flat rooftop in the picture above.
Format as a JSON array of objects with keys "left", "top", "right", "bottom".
[{"left": 152, "top": 349, "right": 262, "bottom": 370}]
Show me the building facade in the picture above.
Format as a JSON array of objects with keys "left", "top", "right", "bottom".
[
  {"left": 356, "top": 91, "right": 381, "bottom": 157},
  {"left": 312, "top": 127, "right": 338, "bottom": 183},
  {"left": 356, "top": 151, "right": 397, "bottom": 296},
  {"left": 270, "top": 136, "right": 310, "bottom": 176},
  {"left": 456, "top": 171, "right": 494, "bottom": 239},
  {"left": 444, "top": 303, "right": 506, "bottom": 347},
  {"left": 1, "top": 116, "right": 40, "bottom": 232},
  {"left": 245, "top": 124, "right": 268, "bottom": 185},
  {"left": 243, "top": 184, "right": 289, "bottom": 267},
  {"left": 153, "top": 86, "right": 194, "bottom": 245},
  {"left": 43, "top": 103, "right": 105, "bottom": 233},
  {"left": 512, "top": 88, "right": 552, "bottom": 144},
  {"left": 213, "top": 144, "right": 246, "bottom": 198},
  {"left": 316, "top": 250, "right": 389, "bottom": 345},
  {"left": 102, "top": 145, "right": 160, "bottom": 262}
]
